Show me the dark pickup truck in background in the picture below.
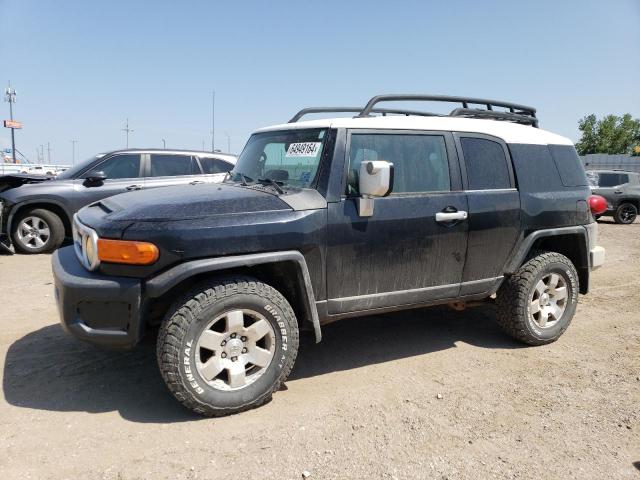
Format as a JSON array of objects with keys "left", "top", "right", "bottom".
[{"left": 0, "top": 149, "right": 236, "bottom": 254}]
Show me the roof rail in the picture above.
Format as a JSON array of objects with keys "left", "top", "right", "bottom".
[
  {"left": 358, "top": 94, "right": 539, "bottom": 127},
  {"left": 288, "top": 107, "right": 440, "bottom": 123}
]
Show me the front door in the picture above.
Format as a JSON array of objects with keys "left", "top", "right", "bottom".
[
  {"left": 326, "top": 130, "right": 468, "bottom": 314},
  {"left": 74, "top": 153, "right": 144, "bottom": 209}
]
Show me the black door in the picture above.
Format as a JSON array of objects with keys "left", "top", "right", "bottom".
[
  {"left": 326, "top": 130, "right": 468, "bottom": 314},
  {"left": 454, "top": 134, "right": 521, "bottom": 294}
]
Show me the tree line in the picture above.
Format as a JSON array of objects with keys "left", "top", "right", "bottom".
[{"left": 575, "top": 113, "right": 640, "bottom": 156}]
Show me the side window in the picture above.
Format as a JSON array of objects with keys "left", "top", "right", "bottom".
[
  {"left": 460, "top": 137, "right": 511, "bottom": 190},
  {"left": 598, "top": 173, "right": 626, "bottom": 187},
  {"left": 94, "top": 154, "right": 141, "bottom": 179},
  {"left": 348, "top": 134, "right": 450, "bottom": 194},
  {"left": 200, "top": 157, "right": 232, "bottom": 174},
  {"left": 149, "top": 154, "right": 199, "bottom": 177},
  {"left": 548, "top": 145, "right": 588, "bottom": 187}
]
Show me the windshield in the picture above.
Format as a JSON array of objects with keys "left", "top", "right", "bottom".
[
  {"left": 56, "top": 154, "right": 104, "bottom": 179},
  {"left": 229, "top": 129, "right": 327, "bottom": 189}
]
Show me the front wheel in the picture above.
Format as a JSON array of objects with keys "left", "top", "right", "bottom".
[
  {"left": 496, "top": 252, "right": 579, "bottom": 345},
  {"left": 157, "top": 276, "right": 299, "bottom": 416},
  {"left": 613, "top": 203, "right": 637, "bottom": 224},
  {"left": 11, "top": 208, "right": 65, "bottom": 254}
]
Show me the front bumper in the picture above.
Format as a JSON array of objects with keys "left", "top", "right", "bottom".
[{"left": 52, "top": 245, "right": 144, "bottom": 349}]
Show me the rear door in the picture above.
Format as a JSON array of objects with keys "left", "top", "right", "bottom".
[
  {"left": 74, "top": 153, "right": 144, "bottom": 208},
  {"left": 143, "top": 153, "right": 204, "bottom": 189},
  {"left": 326, "top": 130, "right": 468, "bottom": 314},
  {"left": 454, "top": 134, "right": 520, "bottom": 294}
]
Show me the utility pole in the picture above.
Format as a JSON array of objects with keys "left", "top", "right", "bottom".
[
  {"left": 211, "top": 90, "right": 215, "bottom": 152},
  {"left": 224, "top": 131, "right": 231, "bottom": 152},
  {"left": 71, "top": 140, "right": 78, "bottom": 165},
  {"left": 39, "top": 144, "right": 44, "bottom": 164},
  {"left": 4, "top": 81, "right": 17, "bottom": 163},
  {"left": 47, "top": 142, "right": 51, "bottom": 164},
  {"left": 162, "top": 138, "right": 166, "bottom": 149},
  {"left": 122, "top": 118, "right": 134, "bottom": 148}
]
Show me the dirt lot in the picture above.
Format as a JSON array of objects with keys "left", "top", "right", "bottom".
[{"left": 0, "top": 221, "right": 638, "bottom": 480}]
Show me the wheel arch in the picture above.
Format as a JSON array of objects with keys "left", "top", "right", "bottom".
[
  {"left": 145, "top": 251, "right": 322, "bottom": 343},
  {"left": 505, "top": 226, "right": 590, "bottom": 294},
  {"left": 8, "top": 200, "right": 73, "bottom": 238}
]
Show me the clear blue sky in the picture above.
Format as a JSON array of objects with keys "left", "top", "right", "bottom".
[{"left": 0, "top": 0, "right": 638, "bottom": 164}]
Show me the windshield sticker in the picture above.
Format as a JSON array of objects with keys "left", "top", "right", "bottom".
[{"left": 286, "top": 142, "right": 321, "bottom": 157}]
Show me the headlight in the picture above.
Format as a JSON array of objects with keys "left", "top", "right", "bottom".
[
  {"left": 84, "top": 234, "right": 98, "bottom": 268},
  {"left": 72, "top": 215, "right": 100, "bottom": 271}
]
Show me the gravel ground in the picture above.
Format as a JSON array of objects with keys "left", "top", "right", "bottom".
[{"left": 0, "top": 220, "right": 638, "bottom": 480}]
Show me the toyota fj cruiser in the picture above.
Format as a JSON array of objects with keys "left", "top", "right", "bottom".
[{"left": 52, "top": 94, "right": 606, "bottom": 416}]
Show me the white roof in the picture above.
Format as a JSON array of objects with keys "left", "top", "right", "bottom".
[{"left": 256, "top": 116, "right": 573, "bottom": 146}]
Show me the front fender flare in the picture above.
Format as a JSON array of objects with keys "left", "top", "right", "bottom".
[{"left": 145, "top": 251, "right": 322, "bottom": 342}]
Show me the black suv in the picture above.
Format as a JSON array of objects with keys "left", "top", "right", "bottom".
[
  {"left": 0, "top": 149, "right": 236, "bottom": 254},
  {"left": 587, "top": 170, "right": 640, "bottom": 224},
  {"left": 52, "top": 95, "right": 605, "bottom": 416}
]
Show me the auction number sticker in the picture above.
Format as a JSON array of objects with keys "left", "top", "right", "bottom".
[{"left": 286, "top": 142, "right": 321, "bottom": 157}]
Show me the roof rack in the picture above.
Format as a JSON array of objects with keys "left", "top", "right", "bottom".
[
  {"left": 288, "top": 107, "right": 440, "bottom": 123},
  {"left": 359, "top": 94, "right": 538, "bottom": 127},
  {"left": 288, "top": 94, "right": 539, "bottom": 128}
]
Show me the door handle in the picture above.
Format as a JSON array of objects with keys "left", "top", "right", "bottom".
[
  {"left": 435, "top": 211, "right": 468, "bottom": 222},
  {"left": 614, "top": 190, "right": 623, "bottom": 194},
  {"left": 126, "top": 184, "right": 142, "bottom": 191},
  {"left": 189, "top": 180, "right": 205, "bottom": 185}
]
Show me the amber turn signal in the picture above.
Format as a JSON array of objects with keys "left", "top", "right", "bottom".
[{"left": 97, "top": 239, "right": 159, "bottom": 265}]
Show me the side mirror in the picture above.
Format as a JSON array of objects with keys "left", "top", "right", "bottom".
[
  {"left": 84, "top": 170, "right": 107, "bottom": 185},
  {"left": 357, "top": 160, "right": 394, "bottom": 217}
]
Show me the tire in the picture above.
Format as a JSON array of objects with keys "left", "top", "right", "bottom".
[
  {"left": 496, "top": 252, "right": 579, "bottom": 346},
  {"left": 11, "top": 208, "right": 65, "bottom": 254},
  {"left": 157, "top": 276, "right": 299, "bottom": 416},
  {"left": 613, "top": 203, "right": 637, "bottom": 224}
]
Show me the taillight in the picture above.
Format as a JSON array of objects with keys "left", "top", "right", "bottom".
[{"left": 588, "top": 195, "right": 607, "bottom": 215}]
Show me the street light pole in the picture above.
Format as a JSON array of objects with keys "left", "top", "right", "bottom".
[
  {"left": 224, "top": 131, "right": 231, "bottom": 153},
  {"left": 211, "top": 90, "right": 215, "bottom": 152},
  {"left": 71, "top": 140, "right": 78, "bottom": 165},
  {"left": 4, "top": 82, "right": 17, "bottom": 163},
  {"left": 122, "top": 118, "right": 134, "bottom": 148},
  {"left": 162, "top": 138, "right": 166, "bottom": 149}
]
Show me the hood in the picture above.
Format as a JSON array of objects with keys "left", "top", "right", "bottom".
[
  {"left": 0, "top": 173, "right": 55, "bottom": 193},
  {"left": 85, "top": 183, "right": 291, "bottom": 223}
]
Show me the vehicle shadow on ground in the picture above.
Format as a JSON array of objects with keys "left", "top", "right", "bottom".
[{"left": 3, "top": 305, "right": 522, "bottom": 423}]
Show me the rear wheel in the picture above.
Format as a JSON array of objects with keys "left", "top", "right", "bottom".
[
  {"left": 496, "top": 252, "right": 578, "bottom": 345},
  {"left": 613, "top": 203, "right": 637, "bottom": 224},
  {"left": 11, "top": 208, "right": 65, "bottom": 254},
  {"left": 157, "top": 276, "right": 299, "bottom": 416}
]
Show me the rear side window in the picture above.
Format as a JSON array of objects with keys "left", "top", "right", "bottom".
[
  {"left": 548, "top": 145, "right": 588, "bottom": 187},
  {"left": 200, "top": 157, "right": 233, "bottom": 174},
  {"left": 149, "top": 154, "right": 199, "bottom": 177},
  {"left": 348, "top": 134, "right": 450, "bottom": 194},
  {"left": 598, "top": 173, "right": 628, "bottom": 187},
  {"left": 460, "top": 137, "right": 511, "bottom": 190}
]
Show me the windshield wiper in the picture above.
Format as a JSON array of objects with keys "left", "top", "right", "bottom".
[
  {"left": 231, "top": 171, "right": 252, "bottom": 186},
  {"left": 257, "top": 178, "right": 285, "bottom": 194}
]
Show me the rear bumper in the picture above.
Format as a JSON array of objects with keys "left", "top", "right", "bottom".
[
  {"left": 52, "top": 246, "right": 144, "bottom": 349},
  {"left": 590, "top": 246, "right": 605, "bottom": 270}
]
